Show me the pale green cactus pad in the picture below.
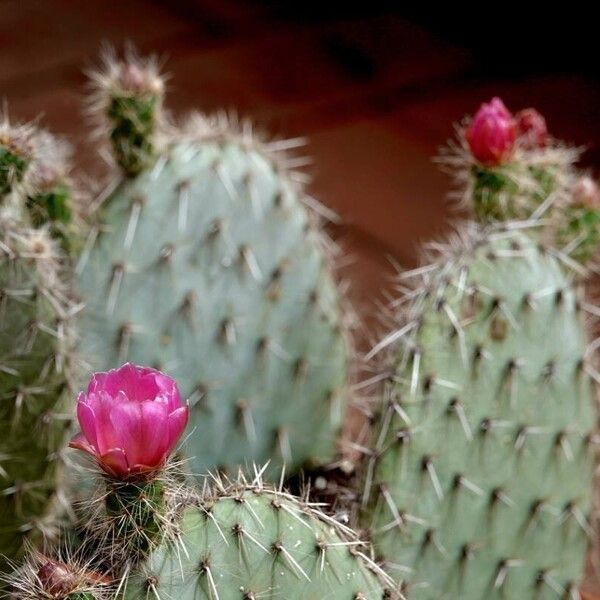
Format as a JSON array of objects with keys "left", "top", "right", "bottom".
[
  {"left": 123, "top": 477, "right": 397, "bottom": 600},
  {"left": 361, "top": 224, "right": 597, "bottom": 599},
  {"left": 0, "top": 220, "right": 74, "bottom": 572},
  {"left": 76, "top": 119, "right": 349, "bottom": 477}
]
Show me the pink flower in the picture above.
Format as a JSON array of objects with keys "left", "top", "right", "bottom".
[
  {"left": 69, "top": 363, "right": 188, "bottom": 479},
  {"left": 466, "top": 97, "right": 516, "bottom": 166},
  {"left": 515, "top": 108, "right": 548, "bottom": 149}
]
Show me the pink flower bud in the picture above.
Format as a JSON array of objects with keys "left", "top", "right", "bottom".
[
  {"left": 515, "top": 108, "right": 548, "bottom": 149},
  {"left": 37, "top": 559, "right": 77, "bottom": 596},
  {"left": 70, "top": 363, "right": 189, "bottom": 479},
  {"left": 573, "top": 176, "right": 600, "bottom": 208},
  {"left": 466, "top": 97, "right": 516, "bottom": 166}
]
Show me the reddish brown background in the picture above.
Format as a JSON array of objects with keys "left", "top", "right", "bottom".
[{"left": 2, "top": 1, "right": 599, "bottom": 595}]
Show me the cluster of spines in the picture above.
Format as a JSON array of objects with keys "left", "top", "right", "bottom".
[{"left": 2, "top": 550, "right": 114, "bottom": 599}]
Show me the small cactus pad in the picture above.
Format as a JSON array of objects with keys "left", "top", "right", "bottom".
[
  {"left": 440, "top": 120, "right": 578, "bottom": 225},
  {"left": 0, "top": 117, "right": 33, "bottom": 198},
  {"left": 0, "top": 219, "right": 75, "bottom": 571},
  {"left": 77, "top": 118, "right": 349, "bottom": 476},
  {"left": 123, "top": 475, "right": 397, "bottom": 599},
  {"left": 361, "top": 224, "right": 597, "bottom": 598}
]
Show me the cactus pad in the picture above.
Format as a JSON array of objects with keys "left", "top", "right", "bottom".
[
  {"left": 123, "top": 475, "right": 396, "bottom": 599},
  {"left": 77, "top": 116, "right": 349, "bottom": 477},
  {"left": 361, "top": 224, "right": 597, "bottom": 598},
  {"left": 441, "top": 124, "right": 578, "bottom": 225},
  {"left": 0, "top": 219, "right": 75, "bottom": 571}
]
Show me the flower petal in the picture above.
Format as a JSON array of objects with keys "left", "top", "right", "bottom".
[
  {"left": 109, "top": 401, "right": 169, "bottom": 470},
  {"left": 99, "top": 448, "right": 129, "bottom": 478},
  {"left": 76, "top": 396, "right": 98, "bottom": 451},
  {"left": 167, "top": 406, "right": 189, "bottom": 453},
  {"left": 92, "top": 391, "right": 122, "bottom": 455},
  {"left": 68, "top": 433, "right": 97, "bottom": 457}
]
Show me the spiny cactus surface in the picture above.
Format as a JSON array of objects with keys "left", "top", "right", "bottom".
[
  {"left": 0, "top": 220, "right": 75, "bottom": 572},
  {"left": 123, "top": 476, "right": 396, "bottom": 600},
  {"left": 77, "top": 56, "right": 349, "bottom": 476},
  {"left": 361, "top": 224, "right": 597, "bottom": 599}
]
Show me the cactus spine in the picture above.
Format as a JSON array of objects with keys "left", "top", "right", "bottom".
[{"left": 77, "top": 52, "right": 350, "bottom": 477}]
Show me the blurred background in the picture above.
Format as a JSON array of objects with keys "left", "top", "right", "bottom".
[{"left": 2, "top": 0, "right": 599, "bottom": 311}]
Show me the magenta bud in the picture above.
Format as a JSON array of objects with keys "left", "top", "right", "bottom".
[
  {"left": 69, "top": 363, "right": 189, "bottom": 480},
  {"left": 515, "top": 108, "right": 548, "bottom": 149},
  {"left": 466, "top": 97, "right": 516, "bottom": 166}
]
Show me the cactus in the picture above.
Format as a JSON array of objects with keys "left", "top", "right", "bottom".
[
  {"left": 6, "top": 472, "right": 398, "bottom": 599},
  {"left": 359, "top": 222, "right": 597, "bottom": 598},
  {"left": 0, "top": 117, "right": 78, "bottom": 573},
  {"left": 116, "top": 471, "right": 397, "bottom": 600},
  {"left": 76, "top": 52, "right": 350, "bottom": 477},
  {"left": 5, "top": 363, "right": 398, "bottom": 599},
  {"left": 0, "top": 116, "right": 34, "bottom": 200},
  {"left": 0, "top": 217, "right": 76, "bottom": 572},
  {"left": 441, "top": 99, "right": 579, "bottom": 225}
]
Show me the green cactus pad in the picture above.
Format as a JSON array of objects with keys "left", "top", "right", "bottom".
[
  {"left": 557, "top": 203, "right": 600, "bottom": 266},
  {"left": 77, "top": 121, "right": 349, "bottom": 477},
  {"left": 0, "top": 220, "right": 75, "bottom": 571},
  {"left": 123, "top": 477, "right": 396, "bottom": 599},
  {"left": 361, "top": 224, "right": 597, "bottom": 599}
]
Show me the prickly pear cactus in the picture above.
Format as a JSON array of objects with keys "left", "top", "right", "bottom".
[
  {"left": 77, "top": 54, "right": 349, "bottom": 476},
  {"left": 361, "top": 224, "right": 597, "bottom": 599},
  {"left": 123, "top": 475, "right": 396, "bottom": 599},
  {"left": 0, "top": 218, "right": 75, "bottom": 572},
  {"left": 440, "top": 100, "right": 578, "bottom": 225}
]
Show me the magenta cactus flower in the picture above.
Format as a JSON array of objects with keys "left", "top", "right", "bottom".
[
  {"left": 69, "top": 363, "right": 189, "bottom": 479},
  {"left": 515, "top": 108, "right": 548, "bottom": 149},
  {"left": 466, "top": 97, "right": 516, "bottom": 166}
]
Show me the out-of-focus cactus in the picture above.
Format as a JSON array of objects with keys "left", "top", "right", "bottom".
[
  {"left": 360, "top": 224, "right": 597, "bottom": 598},
  {"left": 0, "top": 218, "right": 76, "bottom": 572},
  {"left": 76, "top": 51, "right": 351, "bottom": 478},
  {"left": 441, "top": 98, "right": 579, "bottom": 225},
  {"left": 0, "top": 117, "right": 34, "bottom": 199},
  {"left": 557, "top": 175, "right": 600, "bottom": 265},
  {"left": 0, "top": 115, "right": 79, "bottom": 574}
]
